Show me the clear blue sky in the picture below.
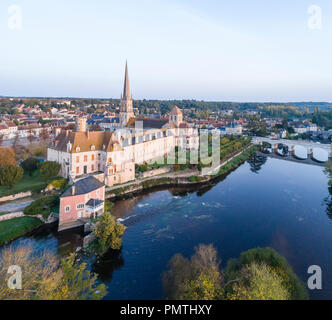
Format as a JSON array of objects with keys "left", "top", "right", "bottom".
[{"left": 1, "top": 0, "right": 332, "bottom": 102}]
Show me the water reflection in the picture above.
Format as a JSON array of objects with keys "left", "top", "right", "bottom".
[
  {"left": 92, "top": 249, "right": 124, "bottom": 283},
  {"left": 247, "top": 154, "right": 267, "bottom": 173}
]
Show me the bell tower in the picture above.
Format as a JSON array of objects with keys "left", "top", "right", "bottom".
[
  {"left": 75, "top": 116, "right": 87, "bottom": 132},
  {"left": 120, "top": 61, "right": 134, "bottom": 126}
]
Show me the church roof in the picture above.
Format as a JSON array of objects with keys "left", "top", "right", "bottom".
[{"left": 123, "top": 61, "right": 131, "bottom": 100}]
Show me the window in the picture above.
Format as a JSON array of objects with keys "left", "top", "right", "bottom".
[
  {"left": 76, "top": 156, "right": 79, "bottom": 163},
  {"left": 92, "top": 154, "right": 95, "bottom": 161},
  {"left": 77, "top": 203, "right": 84, "bottom": 210},
  {"left": 97, "top": 190, "right": 100, "bottom": 196},
  {"left": 65, "top": 206, "right": 70, "bottom": 212},
  {"left": 76, "top": 167, "right": 79, "bottom": 174},
  {"left": 91, "top": 164, "right": 94, "bottom": 171},
  {"left": 84, "top": 155, "right": 88, "bottom": 162},
  {"left": 108, "top": 158, "right": 112, "bottom": 163}
]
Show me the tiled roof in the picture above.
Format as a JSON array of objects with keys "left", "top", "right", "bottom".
[
  {"left": 61, "top": 176, "right": 104, "bottom": 198},
  {"left": 170, "top": 106, "right": 182, "bottom": 115},
  {"left": 52, "top": 130, "right": 119, "bottom": 153}
]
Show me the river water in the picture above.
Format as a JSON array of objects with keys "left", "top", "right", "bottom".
[{"left": 4, "top": 156, "right": 332, "bottom": 300}]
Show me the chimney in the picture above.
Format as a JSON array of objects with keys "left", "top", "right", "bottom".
[{"left": 72, "top": 185, "right": 76, "bottom": 195}]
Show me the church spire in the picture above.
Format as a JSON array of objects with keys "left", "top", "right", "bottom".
[{"left": 123, "top": 61, "right": 131, "bottom": 100}]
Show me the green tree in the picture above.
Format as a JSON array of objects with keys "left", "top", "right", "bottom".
[
  {"left": 225, "top": 262, "right": 290, "bottom": 300},
  {"left": 224, "top": 247, "right": 308, "bottom": 300},
  {"left": 181, "top": 273, "right": 222, "bottom": 300},
  {"left": 93, "top": 212, "right": 126, "bottom": 254},
  {"left": 21, "top": 157, "right": 39, "bottom": 176},
  {"left": 40, "top": 161, "right": 61, "bottom": 181},
  {"left": 0, "top": 165, "right": 23, "bottom": 187},
  {"left": 40, "top": 253, "right": 107, "bottom": 300}
]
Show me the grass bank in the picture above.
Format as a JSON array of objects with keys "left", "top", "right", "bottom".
[
  {"left": 0, "top": 170, "right": 47, "bottom": 197},
  {"left": 0, "top": 216, "right": 43, "bottom": 245}
]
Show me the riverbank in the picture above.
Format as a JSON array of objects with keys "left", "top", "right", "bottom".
[
  {"left": 106, "top": 145, "right": 258, "bottom": 200},
  {"left": 0, "top": 145, "right": 257, "bottom": 246},
  {"left": 0, "top": 216, "right": 44, "bottom": 246}
]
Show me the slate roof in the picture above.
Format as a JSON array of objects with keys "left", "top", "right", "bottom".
[
  {"left": 61, "top": 176, "right": 104, "bottom": 198},
  {"left": 126, "top": 118, "right": 168, "bottom": 129},
  {"left": 99, "top": 117, "right": 120, "bottom": 124},
  {"left": 86, "top": 198, "right": 104, "bottom": 208}
]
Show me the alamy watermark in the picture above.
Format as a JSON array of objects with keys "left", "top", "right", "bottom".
[
  {"left": 308, "top": 5, "right": 322, "bottom": 30},
  {"left": 307, "top": 265, "right": 322, "bottom": 290},
  {"left": 8, "top": 5, "right": 22, "bottom": 30},
  {"left": 7, "top": 265, "right": 22, "bottom": 290}
]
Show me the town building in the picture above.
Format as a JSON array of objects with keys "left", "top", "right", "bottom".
[{"left": 59, "top": 176, "right": 105, "bottom": 230}]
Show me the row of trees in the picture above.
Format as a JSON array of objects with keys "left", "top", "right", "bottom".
[{"left": 163, "top": 245, "right": 308, "bottom": 300}]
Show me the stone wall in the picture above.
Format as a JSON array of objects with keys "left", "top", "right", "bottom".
[
  {"left": 140, "top": 167, "right": 172, "bottom": 179},
  {"left": 0, "top": 211, "right": 24, "bottom": 222},
  {"left": 0, "top": 191, "right": 32, "bottom": 204},
  {"left": 83, "top": 233, "right": 96, "bottom": 248}
]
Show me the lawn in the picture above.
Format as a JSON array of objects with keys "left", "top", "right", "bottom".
[
  {"left": 0, "top": 170, "right": 47, "bottom": 197},
  {"left": 0, "top": 216, "right": 43, "bottom": 245}
]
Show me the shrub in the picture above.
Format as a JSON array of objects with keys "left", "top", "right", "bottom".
[
  {"left": 0, "top": 165, "right": 24, "bottom": 187},
  {"left": 21, "top": 158, "right": 39, "bottom": 176},
  {"left": 48, "top": 178, "right": 68, "bottom": 190},
  {"left": 24, "top": 195, "right": 59, "bottom": 219},
  {"left": 40, "top": 161, "right": 61, "bottom": 181}
]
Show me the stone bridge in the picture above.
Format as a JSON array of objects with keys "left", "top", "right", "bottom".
[{"left": 252, "top": 137, "right": 330, "bottom": 163}]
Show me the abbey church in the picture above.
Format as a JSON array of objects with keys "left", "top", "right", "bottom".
[{"left": 47, "top": 63, "right": 199, "bottom": 187}]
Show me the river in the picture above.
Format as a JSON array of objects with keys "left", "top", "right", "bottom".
[{"left": 3, "top": 156, "right": 332, "bottom": 300}]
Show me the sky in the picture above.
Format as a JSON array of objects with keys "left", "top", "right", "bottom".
[{"left": 1, "top": 0, "right": 332, "bottom": 102}]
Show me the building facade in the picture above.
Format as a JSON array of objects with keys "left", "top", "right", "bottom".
[{"left": 59, "top": 176, "right": 105, "bottom": 229}]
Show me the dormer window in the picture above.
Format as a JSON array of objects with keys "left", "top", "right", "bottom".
[
  {"left": 91, "top": 145, "right": 95, "bottom": 151},
  {"left": 76, "top": 146, "right": 80, "bottom": 153}
]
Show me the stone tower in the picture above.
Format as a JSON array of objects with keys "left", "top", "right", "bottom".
[
  {"left": 169, "top": 106, "right": 183, "bottom": 127},
  {"left": 76, "top": 116, "right": 87, "bottom": 132},
  {"left": 120, "top": 61, "right": 134, "bottom": 126}
]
